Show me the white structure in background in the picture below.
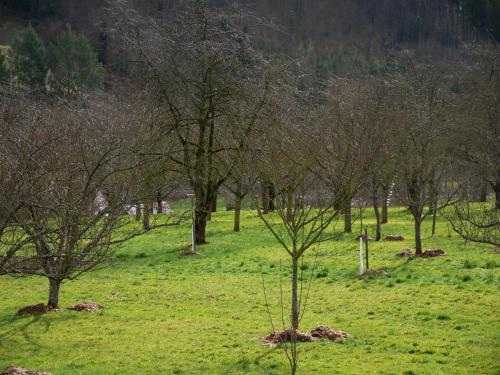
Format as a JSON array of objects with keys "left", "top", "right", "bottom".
[
  {"left": 123, "top": 202, "right": 173, "bottom": 216},
  {"left": 93, "top": 191, "right": 108, "bottom": 215}
]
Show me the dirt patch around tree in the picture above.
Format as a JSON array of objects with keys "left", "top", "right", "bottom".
[
  {"left": 1, "top": 367, "right": 52, "bottom": 375},
  {"left": 16, "top": 304, "right": 59, "bottom": 316},
  {"left": 396, "top": 248, "right": 447, "bottom": 257},
  {"left": 263, "top": 326, "right": 351, "bottom": 346},
  {"left": 397, "top": 248, "right": 414, "bottom": 256},
  {"left": 421, "top": 249, "right": 447, "bottom": 257},
  {"left": 67, "top": 301, "right": 103, "bottom": 313},
  {"left": 360, "top": 269, "right": 387, "bottom": 277},
  {"left": 385, "top": 235, "right": 405, "bottom": 241},
  {"left": 16, "top": 301, "right": 103, "bottom": 316}
]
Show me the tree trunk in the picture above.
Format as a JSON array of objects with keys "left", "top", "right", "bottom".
[
  {"left": 262, "top": 183, "right": 269, "bottom": 214},
  {"left": 495, "top": 181, "right": 500, "bottom": 210},
  {"left": 48, "top": 278, "right": 61, "bottom": 308},
  {"left": 344, "top": 198, "right": 352, "bottom": 233},
  {"left": 381, "top": 195, "right": 389, "bottom": 224},
  {"left": 414, "top": 217, "right": 422, "bottom": 255},
  {"left": 286, "top": 186, "right": 294, "bottom": 223},
  {"left": 156, "top": 192, "right": 162, "bottom": 214},
  {"left": 142, "top": 203, "right": 150, "bottom": 231},
  {"left": 195, "top": 207, "right": 208, "bottom": 244},
  {"left": 373, "top": 196, "right": 381, "bottom": 241},
  {"left": 478, "top": 183, "right": 487, "bottom": 202},
  {"left": 431, "top": 203, "right": 437, "bottom": 236},
  {"left": 291, "top": 255, "right": 299, "bottom": 331},
  {"left": 234, "top": 181, "right": 242, "bottom": 232},
  {"left": 211, "top": 193, "right": 218, "bottom": 213},
  {"left": 135, "top": 201, "right": 141, "bottom": 221},
  {"left": 268, "top": 184, "right": 275, "bottom": 212}
]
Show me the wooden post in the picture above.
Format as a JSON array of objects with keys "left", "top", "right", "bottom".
[{"left": 364, "top": 228, "right": 369, "bottom": 270}]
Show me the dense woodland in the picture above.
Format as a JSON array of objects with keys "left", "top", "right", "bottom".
[{"left": 0, "top": 1, "right": 499, "bottom": 374}]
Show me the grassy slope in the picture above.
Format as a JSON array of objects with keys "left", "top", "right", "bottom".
[{"left": 0, "top": 207, "right": 498, "bottom": 374}]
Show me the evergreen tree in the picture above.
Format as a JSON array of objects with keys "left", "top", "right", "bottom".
[
  {"left": 48, "top": 26, "right": 103, "bottom": 95},
  {"left": 12, "top": 25, "right": 48, "bottom": 90},
  {"left": 0, "top": 53, "right": 10, "bottom": 82}
]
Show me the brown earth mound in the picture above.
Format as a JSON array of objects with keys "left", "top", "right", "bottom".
[
  {"left": 397, "top": 248, "right": 414, "bottom": 256},
  {"left": 16, "top": 304, "right": 59, "bottom": 316},
  {"left": 421, "top": 249, "right": 447, "bottom": 257},
  {"left": 360, "top": 269, "right": 387, "bottom": 277},
  {"left": 263, "top": 326, "right": 351, "bottom": 345},
  {"left": 67, "top": 301, "right": 103, "bottom": 312},
  {"left": 385, "top": 235, "right": 405, "bottom": 241},
  {"left": 263, "top": 329, "right": 316, "bottom": 345},
  {"left": 1, "top": 367, "right": 52, "bottom": 375},
  {"left": 310, "top": 326, "right": 351, "bottom": 340}
]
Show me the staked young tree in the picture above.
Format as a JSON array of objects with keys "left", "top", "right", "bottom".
[
  {"left": 108, "top": 0, "right": 270, "bottom": 244},
  {"left": 393, "top": 62, "right": 458, "bottom": 255}
]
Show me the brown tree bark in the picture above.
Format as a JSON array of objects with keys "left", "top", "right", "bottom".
[
  {"left": 291, "top": 255, "right": 299, "bottom": 331},
  {"left": 494, "top": 181, "right": 500, "bottom": 210},
  {"left": 234, "top": 181, "right": 242, "bottom": 232},
  {"left": 381, "top": 197, "right": 388, "bottom": 224},
  {"left": 373, "top": 195, "right": 381, "bottom": 241},
  {"left": 156, "top": 191, "right": 162, "bottom": 214},
  {"left": 142, "top": 202, "right": 150, "bottom": 231},
  {"left": 344, "top": 198, "right": 352, "bottom": 233},
  {"left": 414, "top": 217, "right": 422, "bottom": 255},
  {"left": 48, "top": 278, "right": 61, "bottom": 308}
]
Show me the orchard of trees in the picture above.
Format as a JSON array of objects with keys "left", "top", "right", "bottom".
[{"left": 0, "top": 1, "right": 499, "bottom": 374}]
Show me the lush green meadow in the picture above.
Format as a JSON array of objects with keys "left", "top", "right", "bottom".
[{"left": 0, "top": 206, "right": 498, "bottom": 374}]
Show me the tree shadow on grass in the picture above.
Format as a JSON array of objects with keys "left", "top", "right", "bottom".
[
  {"left": 0, "top": 311, "right": 77, "bottom": 353},
  {"left": 221, "top": 346, "right": 284, "bottom": 374}
]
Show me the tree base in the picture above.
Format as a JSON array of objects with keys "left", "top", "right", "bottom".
[
  {"left": 16, "top": 304, "right": 59, "bottom": 316},
  {"left": 262, "top": 326, "right": 351, "bottom": 346}
]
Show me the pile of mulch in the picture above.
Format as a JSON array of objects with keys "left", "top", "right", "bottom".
[
  {"left": 354, "top": 234, "right": 373, "bottom": 241},
  {"left": 263, "top": 329, "right": 316, "bottom": 345},
  {"left": 385, "top": 235, "right": 405, "bottom": 241},
  {"left": 1, "top": 367, "right": 52, "bottom": 375},
  {"left": 310, "top": 326, "right": 351, "bottom": 340},
  {"left": 421, "top": 249, "right": 447, "bottom": 257},
  {"left": 396, "top": 248, "right": 447, "bottom": 257},
  {"left": 67, "top": 301, "right": 103, "bottom": 313},
  {"left": 16, "top": 304, "right": 59, "bottom": 316},
  {"left": 397, "top": 248, "right": 414, "bottom": 256},
  {"left": 360, "top": 269, "right": 387, "bottom": 278},
  {"left": 263, "top": 326, "right": 351, "bottom": 345}
]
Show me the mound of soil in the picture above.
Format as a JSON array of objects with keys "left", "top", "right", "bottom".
[
  {"left": 263, "top": 326, "right": 351, "bottom": 345},
  {"left": 385, "top": 235, "right": 405, "bottom": 241},
  {"left": 360, "top": 269, "right": 387, "bottom": 277},
  {"left": 397, "top": 248, "right": 414, "bottom": 256},
  {"left": 310, "top": 326, "right": 351, "bottom": 340},
  {"left": 67, "top": 301, "right": 103, "bottom": 313},
  {"left": 1, "top": 367, "right": 52, "bottom": 375},
  {"left": 421, "top": 249, "right": 447, "bottom": 257},
  {"left": 263, "top": 329, "right": 316, "bottom": 345},
  {"left": 354, "top": 235, "right": 373, "bottom": 241},
  {"left": 16, "top": 304, "right": 59, "bottom": 316}
]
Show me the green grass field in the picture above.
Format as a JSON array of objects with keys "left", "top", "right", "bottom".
[{"left": 0, "top": 207, "right": 498, "bottom": 374}]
